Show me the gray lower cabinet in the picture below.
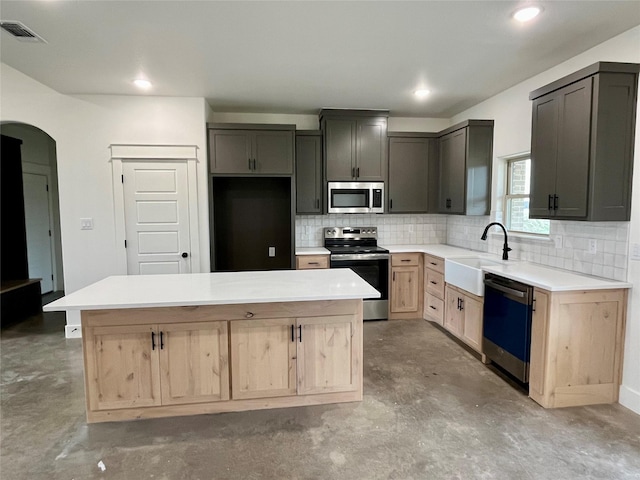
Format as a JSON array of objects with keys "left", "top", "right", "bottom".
[
  {"left": 295, "top": 131, "right": 322, "bottom": 214},
  {"left": 321, "top": 110, "right": 388, "bottom": 182},
  {"left": 529, "top": 62, "right": 639, "bottom": 221},
  {"left": 208, "top": 126, "right": 294, "bottom": 175},
  {"left": 387, "top": 134, "right": 437, "bottom": 213},
  {"left": 438, "top": 120, "right": 493, "bottom": 215}
]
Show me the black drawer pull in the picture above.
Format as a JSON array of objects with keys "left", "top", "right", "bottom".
[
  {"left": 151, "top": 331, "right": 156, "bottom": 350},
  {"left": 298, "top": 325, "right": 302, "bottom": 342},
  {"left": 160, "top": 331, "right": 164, "bottom": 350},
  {"left": 430, "top": 305, "right": 437, "bottom": 310},
  {"left": 430, "top": 281, "right": 437, "bottom": 285},
  {"left": 291, "top": 324, "right": 295, "bottom": 342}
]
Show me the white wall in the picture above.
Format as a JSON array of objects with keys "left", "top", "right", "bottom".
[
  {"left": 0, "top": 63, "right": 211, "bottom": 297},
  {"left": 449, "top": 26, "right": 640, "bottom": 415}
]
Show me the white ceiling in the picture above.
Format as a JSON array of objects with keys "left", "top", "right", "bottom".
[{"left": 2, "top": 1, "right": 640, "bottom": 117}]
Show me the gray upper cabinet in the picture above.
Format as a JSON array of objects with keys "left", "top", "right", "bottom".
[
  {"left": 320, "top": 109, "right": 388, "bottom": 182},
  {"left": 438, "top": 120, "right": 493, "bottom": 215},
  {"left": 295, "top": 131, "right": 323, "bottom": 214},
  {"left": 388, "top": 134, "right": 437, "bottom": 213},
  {"left": 529, "top": 62, "right": 639, "bottom": 221},
  {"left": 208, "top": 124, "right": 295, "bottom": 175}
]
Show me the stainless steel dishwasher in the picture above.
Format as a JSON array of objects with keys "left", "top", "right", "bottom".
[{"left": 482, "top": 273, "right": 534, "bottom": 383}]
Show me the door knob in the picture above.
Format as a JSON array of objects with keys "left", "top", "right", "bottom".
[{"left": 181, "top": 252, "right": 189, "bottom": 258}]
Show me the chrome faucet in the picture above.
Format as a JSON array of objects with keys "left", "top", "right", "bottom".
[{"left": 481, "top": 222, "right": 512, "bottom": 260}]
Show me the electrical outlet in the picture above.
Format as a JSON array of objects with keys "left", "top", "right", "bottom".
[
  {"left": 80, "top": 218, "right": 93, "bottom": 230},
  {"left": 268, "top": 246, "right": 276, "bottom": 257},
  {"left": 631, "top": 243, "right": 640, "bottom": 261},
  {"left": 408, "top": 225, "right": 414, "bottom": 233},
  {"left": 588, "top": 239, "right": 597, "bottom": 255},
  {"left": 553, "top": 235, "right": 563, "bottom": 249}
]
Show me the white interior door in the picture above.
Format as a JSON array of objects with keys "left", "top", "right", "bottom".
[
  {"left": 22, "top": 172, "right": 54, "bottom": 293},
  {"left": 123, "top": 161, "right": 192, "bottom": 275}
]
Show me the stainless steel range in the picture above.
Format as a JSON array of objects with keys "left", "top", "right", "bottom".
[{"left": 324, "top": 227, "right": 389, "bottom": 320}]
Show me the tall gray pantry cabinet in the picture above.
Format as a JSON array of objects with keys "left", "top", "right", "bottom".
[{"left": 529, "top": 62, "right": 639, "bottom": 221}]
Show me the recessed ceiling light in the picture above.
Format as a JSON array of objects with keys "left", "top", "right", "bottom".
[
  {"left": 414, "top": 89, "right": 431, "bottom": 98},
  {"left": 133, "top": 78, "right": 152, "bottom": 89},
  {"left": 513, "top": 6, "right": 542, "bottom": 22}
]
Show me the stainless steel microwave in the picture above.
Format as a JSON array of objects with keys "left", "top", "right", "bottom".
[{"left": 327, "top": 182, "right": 384, "bottom": 214}]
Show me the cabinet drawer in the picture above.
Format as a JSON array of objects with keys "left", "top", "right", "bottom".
[
  {"left": 391, "top": 253, "right": 420, "bottom": 266},
  {"left": 296, "top": 255, "right": 329, "bottom": 269},
  {"left": 424, "top": 254, "right": 444, "bottom": 273},
  {"left": 425, "top": 269, "right": 445, "bottom": 299},
  {"left": 424, "top": 292, "right": 444, "bottom": 325}
]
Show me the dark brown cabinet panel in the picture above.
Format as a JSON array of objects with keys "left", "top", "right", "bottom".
[
  {"left": 388, "top": 135, "right": 434, "bottom": 213},
  {"left": 321, "top": 110, "right": 388, "bottom": 183},
  {"left": 529, "top": 62, "right": 639, "bottom": 221},
  {"left": 438, "top": 121, "right": 493, "bottom": 215},
  {"left": 208, "top": 126, "right": 294, "bottom": 175},
  {"left": 295, "top": 131, "right": 322, "bottom": 214},
  {"left": 324, "top": 119, "right": 356, "bottom": 181}
]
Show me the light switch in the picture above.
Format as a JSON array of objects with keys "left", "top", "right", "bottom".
[
  {"left": 268, "top": 246, "right": 276, "bottom": 257},
  {"left": 80, "top": 218, "right": 94, "bottom": 230},
  {"left": 588, "top": 239, "right": 597, "bottom": 255},
  {"left": 631, "top": 243, "right": 640, "bottom": 261}
]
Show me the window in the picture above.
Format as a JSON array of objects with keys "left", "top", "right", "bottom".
[{"left": 504, "top": 156, "right": 550, "bottom": 235}]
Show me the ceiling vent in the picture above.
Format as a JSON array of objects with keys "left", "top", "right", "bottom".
[{"left": 0, "top": 21, "right": 46, "bottom": 43}]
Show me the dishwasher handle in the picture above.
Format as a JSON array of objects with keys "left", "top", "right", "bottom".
[{"left": 484, "top": 277, "right": 530, "bottom": 304}]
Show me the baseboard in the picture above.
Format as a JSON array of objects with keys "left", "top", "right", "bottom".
[
  {"left": 619, "top": 385, "right": 640, "bottom": 415},
  {"left": 65, "top": 325, "right": 82, "bottom": 338}
]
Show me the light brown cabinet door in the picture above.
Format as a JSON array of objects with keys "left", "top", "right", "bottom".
[
  {"left": 159, "top": 321, "right": 230, "bottom": 405},
  {"left": 297, "top": 315, "right": 358, "bottom": 395},
  {"left": 230, "top": 318, "right": 297, "bottom": 400},
  {"left": 84, "top": 324, "right": 161, "bottom": 411},
  {"left": 444, "top": 286, "right": 463, "bottom": 336},
  {"left": 461, "top": 294, "right": 483, "bottom": 352},
  {"left": 529, "top": 290, "right": 549, "bottom": 398},
  {"left": 390, "top": 266, "right": 419, "bottom": 313}
]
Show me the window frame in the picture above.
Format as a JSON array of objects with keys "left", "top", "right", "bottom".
[{"left": 503, "top": 154, "right": 549, "bottom": 236}]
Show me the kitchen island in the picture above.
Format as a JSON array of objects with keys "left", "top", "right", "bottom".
[{"left": 44, "top": 269, "right": 379, "bottom": 423}]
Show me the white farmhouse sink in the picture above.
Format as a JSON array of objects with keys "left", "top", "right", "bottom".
[{"left": 444, "top": 256, "right": 507, "bottom": 296}]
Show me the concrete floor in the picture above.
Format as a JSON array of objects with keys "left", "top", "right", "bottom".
[{"left": 2, "top": 309, "right": 640, "bottom": 480}]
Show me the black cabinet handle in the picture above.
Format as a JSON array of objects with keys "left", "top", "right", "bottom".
[
  {"left": 248, "top": 159, "right": 252, "bottom": 170},
  {"left": 316, "top": 198, "right": 320, "bottom": 209},
  {"left": 446, "top": 198, "right": 452, "bottom": 209},
  {"left": 151, "top": 331, "right": 156, "bottom": 350},
  {"left": 393, "top": 272, "right": 396, "bottom": 281},
  {"left": 430, "top": 280, "right": 437, "bottom": 285},
  {"left": 308, "top": 262, "right": 319, "bottom": 265},
  {"left": 460, "top": 298, "right": 464, "bottom": 311},
  {"left": 160, "top": 331, "right": 164, "bottom": 350},
  {"left": 351, "top": 167, "right": 355, "bottom": 178},
  {"left": 181, "top": 252, "right": 188, "bottom": 258},
  {"left": 390, "top": 199, "right": 393, "bottom": 209},
  {"left": 553, "top": 195, "right": 558, "bottom": 210},
  {"left": 291, "top": 324, "right": 295, "bottom": 342},
  {"left": 430, "top": 305, "right": 437, "bottom": 310},
  {"left": 532, "top": 298, "right": 537, "bottom": 313},
  {"left": 548, "top": 194, "right": 553, "bottom": 210},
  {"left": 457, "top": 298, "right": 461, "bottom": 310},
  {"left": 298, "top": 325, "right": 302, "bottom": 342},
  {"left": 356, "top": 167, "right": 360, "bottom": 178},
  {"left": 401, "top": 259, "right": 411, "bottom": 262}
]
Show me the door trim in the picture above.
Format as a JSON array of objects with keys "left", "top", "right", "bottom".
[{"left": 110, "top": 145, "right": 201, "bottom": 275}]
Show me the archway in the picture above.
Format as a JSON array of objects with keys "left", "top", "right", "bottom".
[{"left": 0, "top": 122, "right": 64, "bottom": 299}]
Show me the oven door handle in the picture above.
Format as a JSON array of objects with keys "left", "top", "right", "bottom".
[
  {"left": 484, "top": 278, "right": 526, "bottom": 298},
  {"left": 331, "top": 253, "right": 390, "bottom": 261}
]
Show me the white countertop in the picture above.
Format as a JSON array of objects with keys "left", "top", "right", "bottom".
[
  {"left": 43, "top": 269, "right": 380, "bottom": 312},
  {"left": 382, "top": 244, "right": 479, "bottom": 257},
  {"left": 295, "top": 247, "right": 330, "bottom": 255},
  {"left": 481, "top": 262, "right": 632, "bottom": 292}
]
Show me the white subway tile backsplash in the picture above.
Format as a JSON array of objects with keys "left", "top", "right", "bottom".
[{"left": 296, "top": 214, "right": 629, "bottom": 282}]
